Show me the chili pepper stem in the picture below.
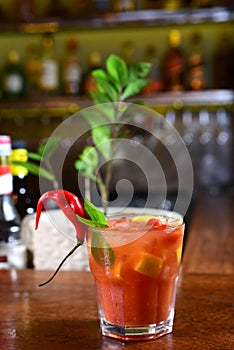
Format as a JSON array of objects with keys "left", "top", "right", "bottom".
[{"left": 38, "top": 242, "right": 82, "bottom": 287}]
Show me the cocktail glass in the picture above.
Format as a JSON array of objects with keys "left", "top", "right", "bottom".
[{"left": 86, "top": 210, "right": 184, "bottom": 341}]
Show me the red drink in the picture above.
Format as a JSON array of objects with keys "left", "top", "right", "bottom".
[{"left": 87, "top": 212, "right": 184, "bottom": 341}]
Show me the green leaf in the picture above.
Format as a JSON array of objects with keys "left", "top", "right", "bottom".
[
  {"left": 89, "top": 91, "right": 112, "bottom": 105},
  {"left": 128, "top": 62, "right": 151, "bottom": 80},
  {"left": 84, "top": 197, "right": 107, "bottom": 227},
  {"left": 74, "top": 160, "right": 92, "bottom": 177},
  {"left": 27, "top": 152, "right": 42, "bottom": 161},
  {"left": 79, "top": 146, "right": 99, "bottom": 170},
  {"left": 91, "top": 229, "right": 115, "bottom": 267},
  {"left": 16, "top": 161, "right": 55, "bottom": 181},
  {"left": 95, "top": 77, "right": 119, "bottom": 102},
  {"left": 106, "top": 54, "right": 128, "bottom": 87},
  {"left": 120, "top": 78, "right": 150, "bottom": 100},
  {"left": 81, "top": 108, "right": 109, "bottom": 128},
  {"left": 38, "top": 136, "right": 61, "bottom": 160},
  {"left": 97, "top": 103, "right": 116, "bottom": 123},
  {"left": 92, "top": 68, "right": 109, "bottom": 81},
  {"left": 76, "top": 215, "right": 107, "bottom": 228},
  {"left": 91, "top": 125, "right": 111, "bottom": 160}
]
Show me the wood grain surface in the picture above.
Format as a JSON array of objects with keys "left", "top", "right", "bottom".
[{"left": 0, "top": 194, "right": 233, "bottom": 350}]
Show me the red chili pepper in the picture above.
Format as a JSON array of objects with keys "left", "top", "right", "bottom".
[{"left": 35, "top": 190, "right": 87, "bottom": 244}]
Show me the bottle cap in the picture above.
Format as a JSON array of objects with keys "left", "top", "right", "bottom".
[
  {"left": 89, "top": 51, "right": 101, "bottom": 66},
  {"left": 0, "top": 135, "right": 12, "bottom": 156},
  {"left": 169, "top": 30, "right": 181, "bottom": 47}
]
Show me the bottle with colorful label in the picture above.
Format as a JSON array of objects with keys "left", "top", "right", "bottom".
[
  {"left": 10, "top": 140, "right": 36, "bottom": 218},
  {"left": 0, "top": 135, "right": 26, "bottom": 269}
]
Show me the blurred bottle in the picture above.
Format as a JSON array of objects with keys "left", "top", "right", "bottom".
[
  {"left": 187, "top": 32, "right": 207, "bottom": 91},
  {"left": 62, "top": 37, "right": 82, "bottom": 96},
  {"left": 213, "top": 32, "right": 234, "bottom": 89},
  {"left": 24, "top": 42, "right": 41, "bottom": 98},
  {"left": 10, "top": 140, "right": 35, "bottom": 218},
  {"left": 39, "top": 33, "right": 59, "bottom": 96},
  {"left": 142, "top": 45, "right": 164, "bottom": 95},
  {"left": 164, "top": 29, "right": 185, "bottom": 92},
  {"left": 192, "top": 0, "right": 216, "bottom": 8},
  {"left": 163, "top": 0, "right": 183, "bottom": 10},
  {"left": 0, "top": 135, "right": 26, "bottom": 269},
  {"left": 83, "top": 51, "right": 102, "bottom": 95},
  {"left": 143, "top": 1, "right": 163, "bottom": 9},
  {"left": 1, "top": 50, "right": 25, "bottom": 99},
  {"left": 46, "top": 0, "right": 69, "bottom": 18},
  {"left": 15, "top": 0, "right": 35, "bottom": 22},
  {"left": 112, "top": 0, "right": 136, "bottom": 11},
  {"left": 121, "top": 40, "right": 136, "bottom": 66}
]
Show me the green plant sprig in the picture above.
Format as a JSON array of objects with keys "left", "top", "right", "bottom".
[
  {"left": 12, "top": 137, "right": 61, "bottom": 189},
  {"left": 75, "top": 54, "right": 151, "bottom": 213}
]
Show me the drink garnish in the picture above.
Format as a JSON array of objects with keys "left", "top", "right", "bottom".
[
  {"left": 35, "top": 190, "right": 108, "bottom": 286},
  {"left": 132, "top": 215, "right": 168, "bottom": 229},
  {"left": 132, "top": 215, "right": 156, "bottom": 223},
  {"left": 76, "top": 197, "right": 108, "bottom": 228},
  {"left": 91, "top": 229, "right": 115, "bottom": 268}
]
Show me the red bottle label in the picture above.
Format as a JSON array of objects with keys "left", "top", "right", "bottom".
[{"left": 0, "top": 165, "right": 13, "bottom": 194}]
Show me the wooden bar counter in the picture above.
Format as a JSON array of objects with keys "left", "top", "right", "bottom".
[{"left": 0, "top": 194, "right": 233, "bottom": 350}]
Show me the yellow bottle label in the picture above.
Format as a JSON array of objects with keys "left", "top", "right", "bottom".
[{"left": 10, "top": 149, "right": 28, "bottom": 176}]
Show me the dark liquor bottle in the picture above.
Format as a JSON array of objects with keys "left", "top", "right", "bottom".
[
  {"left": 164, "top": 29, "right": 185, "bottom": 92},
  {"left": 0, "top": 135, "right": 26, "bottom": 269},
  {"left": 11, "top": 140, "right": 36, "bottom": 218},
  {"left": 83, "top": 51, "right": 102, "bottom": 96},
  {"left": 24, "top": 42, "right": 41, "bottom": 98},
  {"left": 121, "top": 40, "right": 136, "bottom": 67},
  {"left": 142, "top": 45, "right": 164, "bottom": 95},
  {"left": 187, "top": 32, "right": 206, "bottom": 91},
  {"left": 213, "top": 33, "right": 234, "bottom": 89},
  {"left": 2, "top": 50, "right": 25, "bottom": 99}
]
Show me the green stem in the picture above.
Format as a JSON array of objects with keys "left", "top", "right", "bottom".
[
  {"left": 96, "top": 174, "right": 108, "bottom": 214},
  {"left": 45, "top": 159, "right": 59, "bottom": 190}
]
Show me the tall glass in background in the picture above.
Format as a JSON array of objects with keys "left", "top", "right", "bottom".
[{"left": 86, "top": 211, "right": 184, "bottom": 341}]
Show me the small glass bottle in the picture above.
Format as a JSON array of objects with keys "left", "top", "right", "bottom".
[
  {"left": 112, "top": 0, "right": 136, "bottom": 11},
  {"left": 1, "top": 50, "right": 25, "bottom": 99},
  {"left": 164, "top": 29, "right": 185, "bottom": 92},
  {"left": 39, "top": 33, "right": 59, "bottom": 96},
  {"left": 62, "top": 37, "right": 82, "bottom": 96},
  {"left": 142, "top": 45, "right": 164, "bottom": 95},
  {"left": 213, "top": 32, "right": 234, "bottom": 89},
  {"left": 187, "top": 32, "right": 206, "bottom": 91},
  {"left": 0, "top": 135, "right": 26, "bottom": 269},
  {"left": 121, "top": 40, "right": 136, "bottom": 67},
  {"left": 83, "top": 51, "right": 102, "bottom": 96},
  {"left": 24, "top": 42, "right": 41, "bottom": 98},
  {"left": 11, "top": 140, "right": 36, "bottom": 218}
]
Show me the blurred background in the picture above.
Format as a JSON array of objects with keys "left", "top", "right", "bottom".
[{"left": 0, "top": 0, "right": 233, "bottom": 217}]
